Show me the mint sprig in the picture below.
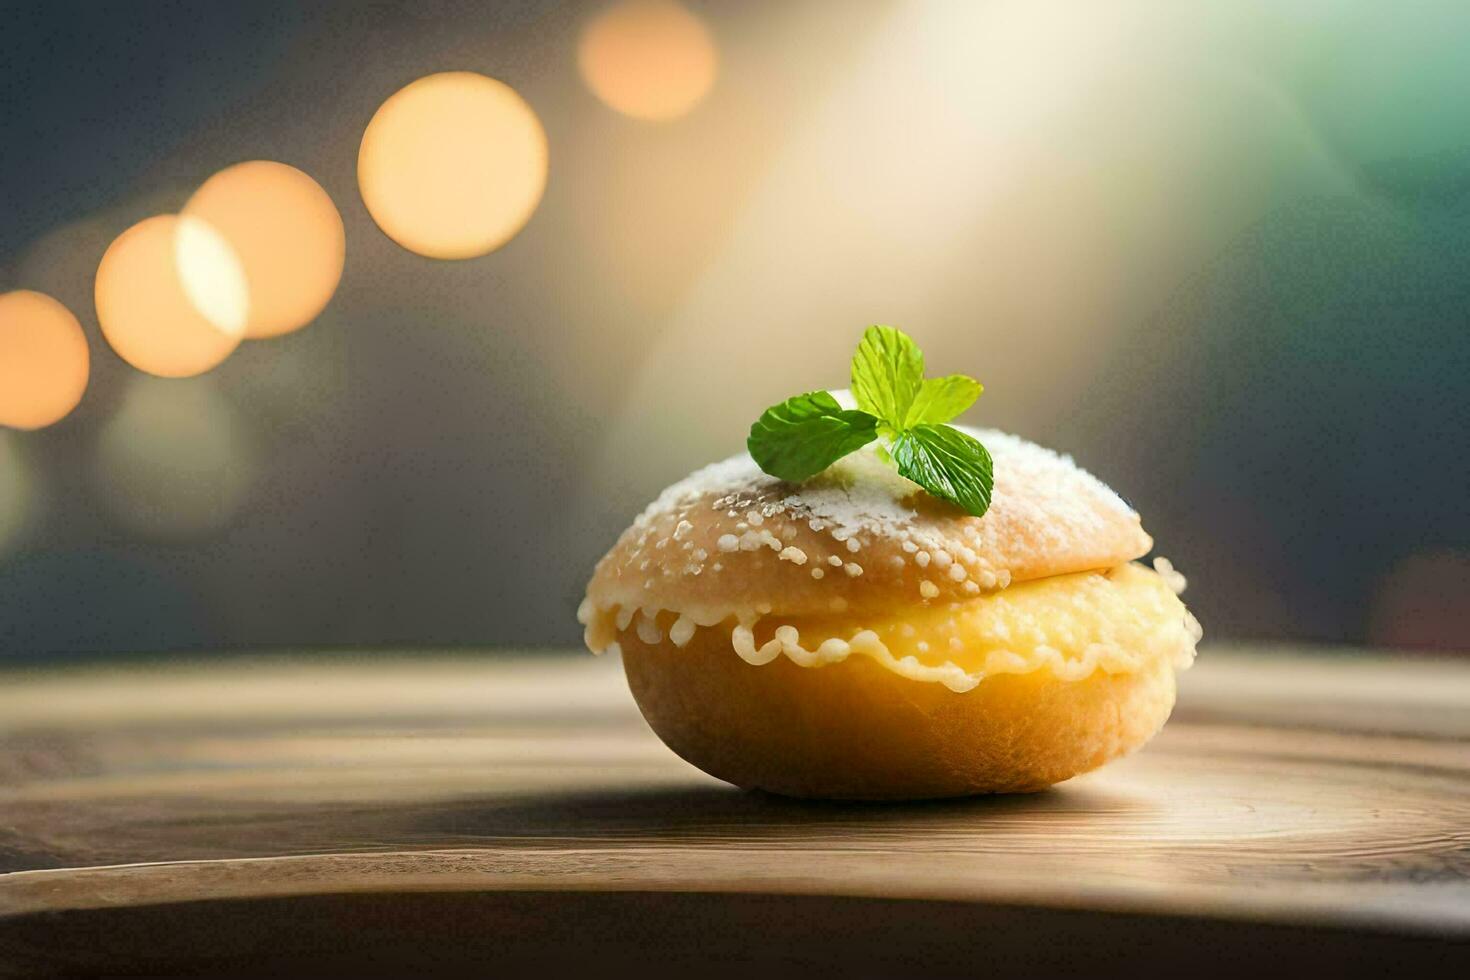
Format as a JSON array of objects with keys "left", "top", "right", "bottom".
[{"left": 746, "top": 326, "right": 994, "bottom": 517}]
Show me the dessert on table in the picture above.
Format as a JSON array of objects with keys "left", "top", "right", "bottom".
[{"left": 581, "top": 326, "right": 1201, "bottom": 800}]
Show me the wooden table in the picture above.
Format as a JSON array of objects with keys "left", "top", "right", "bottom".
[{"left": 1, "top": 648, "right": 1467, "bottom": 976}]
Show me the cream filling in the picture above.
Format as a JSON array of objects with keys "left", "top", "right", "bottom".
[
  {"left": 726, "top": 620, "right": 1197, "bottom": 693},
  {"left": 579, "top": 559, "right": 1201, "bottom": 694}
]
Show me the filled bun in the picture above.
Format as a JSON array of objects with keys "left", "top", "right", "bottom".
[{"left": 581, "top": 428, "right": 1200, "bottom": 800}]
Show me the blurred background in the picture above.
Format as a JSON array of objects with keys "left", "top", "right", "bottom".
[{"left": 1, "top": 0, "right": 1466, "bottom": 664}]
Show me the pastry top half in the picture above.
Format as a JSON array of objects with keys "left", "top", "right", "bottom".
[{"left": 583, "top": 427, "right": 1154, "bottom": 625}]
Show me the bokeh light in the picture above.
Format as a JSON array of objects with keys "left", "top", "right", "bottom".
[
  {"left": 181, "top": 161, "right": 346, "bottom": 339},
  {"left": 95, "top": 214, "right": 247, "bottom": 378},
  {"left": 0, "top": 290, "right": 90, "bottom": 429},
  {"left": 0, "top": 432, "right": 34, "bottom": 558},
  {"left": 358, "top": 71, "right": 549, "bottom": 259},
  {"left": 94, "top": 375, "right": 256, "bottom": 538},
  {"left": 579, "top": 0, "right": 718, "bottom": 121}
]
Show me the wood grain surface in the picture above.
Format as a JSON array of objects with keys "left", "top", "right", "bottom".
[{"left": 1, "top": 647, "right": 1467, "bottom": 976}]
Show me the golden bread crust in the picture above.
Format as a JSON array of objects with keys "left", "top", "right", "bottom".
[
  {"left": 585, "top": 428, "right": 1152, "bottom": 620},
  {"left": 619, "top": 621, "right": 1178, "bottom": 799}
]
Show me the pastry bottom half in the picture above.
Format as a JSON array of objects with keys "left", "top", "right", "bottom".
[{"left": 615, "top": 564, "right": 1196, "bottom": 800}]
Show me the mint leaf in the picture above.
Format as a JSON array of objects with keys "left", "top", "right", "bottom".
[
  {"left": 905, "top": 375, "right": 983, "bottom": 427},
  {"left": 850, "top": 325, "right": 924, "bottom": 425},
  {"left": 892, "top": 424, "right": 994, "bottom": 517},
  {"left": 747, "top": 391, "right": 880, "bottom": 482}
]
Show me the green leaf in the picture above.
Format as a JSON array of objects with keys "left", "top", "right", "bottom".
[
  {"left": 747, "top": 391, "right": 880, "bottom": 482},
  {"left": 905, "top": 375, "right": 983, "bottom": 427},
  {"left": 892, "top": 424, "right": 994, "bottom": 517},
  {"left": 850, "top": 325, "right": 924, "bottom": 426}
]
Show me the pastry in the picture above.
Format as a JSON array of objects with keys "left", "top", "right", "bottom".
[{"left": 580, "top": 327, "right": 1200, "bottom": 799}]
